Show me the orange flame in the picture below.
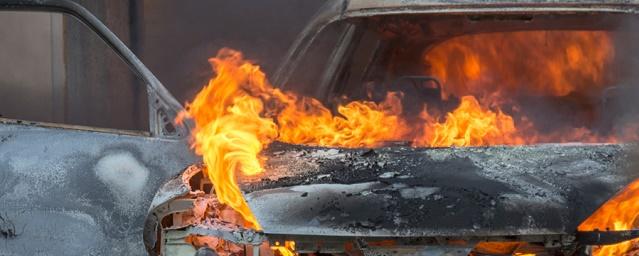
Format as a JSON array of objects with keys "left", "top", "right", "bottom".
[
  {"left": 473, "top": 242, "right": 525, "bottom": 254},
  {"left": 271, "top": 241, "right": 296, "bottom": 256},
  {"left": 578, "top": 179, "right": 639, "bottom": 255},
  {"left": 416, "top": 96, "right": 523, "bottom": 147},
  {"left": 426, "top": 31, "right": 614, "bottom": 100},
  {"left": 179, "top": 49, "right": 410, "bottom": 228},
  {"left": 421, "top": 30, "right": 621, "bottom": 144},
  {"left": 181, "top": 48, "right": 529, "bottom": 229},
  {"left": 180, "top": 30, "right": 631, "bottom": 231},
  {"left": 178, "top": 49, "right": 278, "bottom": 228},
  {"left": 276, "top": 92, "right": 407, "bottom": 147}
]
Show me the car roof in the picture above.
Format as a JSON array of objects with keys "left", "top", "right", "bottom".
[
  {"left": 344, "top": 0, "right": 639, "bottom": 18},
  {"left": 346, "top": 0, "right": 639, "bottom": 13}
]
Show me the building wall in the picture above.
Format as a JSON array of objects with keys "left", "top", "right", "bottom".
[
  {"left": 64, "top": 0, "right": 147, "bottom": 131},
  {"left": 0, "top": 12, "right": 64, "bottom": 123},
  {"left": 0, "top": 2, "right": 146, "bottom": 131}
]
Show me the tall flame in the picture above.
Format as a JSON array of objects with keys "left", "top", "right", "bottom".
[
  {"left": 177, "top": 50, "right": 278, "bottom": 228},
  {"left": 179, "top": 49, "right": 410, "bottom": 228}
]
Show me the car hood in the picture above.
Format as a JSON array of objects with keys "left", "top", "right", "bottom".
[{"left": 242, "top": 142, "right": 638, "bottom": 238}]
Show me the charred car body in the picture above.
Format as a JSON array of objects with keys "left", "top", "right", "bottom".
[
  {"left": 2, "top": 0, "right": 639, "bottom": 256},
  {"left": 149, "top": 1, "right": 639, "bottom": 255}
]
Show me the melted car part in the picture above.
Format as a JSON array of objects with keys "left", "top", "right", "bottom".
[{"left": 145, "top": 165, "right": 265, "bottom": 256}]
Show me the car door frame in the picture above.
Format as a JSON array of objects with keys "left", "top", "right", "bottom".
[
  {"left": 0, "top": 0, "right": 188, "bottom": 139},
  {"left": 0, "top": 1, "right": 200, "bottom": 255}
]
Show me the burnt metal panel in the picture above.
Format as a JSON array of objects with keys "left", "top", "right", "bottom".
[
  {"left": 0, "top": 122, "right": 197, "bottom": 255},
  {"left": 243, "top": 142, "right": 638, "bottom": 239}
]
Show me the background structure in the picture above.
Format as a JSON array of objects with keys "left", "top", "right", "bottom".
[{"left": 0, "top": 0, "right": 324, "bottom": 130}]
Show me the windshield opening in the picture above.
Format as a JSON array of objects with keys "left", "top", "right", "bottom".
[{"left": 285, "top": 13, "right": 639, "bottom": 146}]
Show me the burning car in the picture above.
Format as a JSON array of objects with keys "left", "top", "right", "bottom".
[
  {"left": 147, "top": 1, "right": 639, "bottom": 256},
  {"left": 2, "top": 0, "right": 639, "bottom": 256}
]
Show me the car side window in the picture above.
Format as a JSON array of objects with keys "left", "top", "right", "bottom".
[{"left": 0, "top": 11, "right": 148, "bottom": 133}]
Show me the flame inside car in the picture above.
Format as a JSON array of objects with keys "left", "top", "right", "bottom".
[
  {"left": 178, "top": 30, "right": 639, "bottom": 254},
  {"left": 420, "top": 31, "right": 622, "bottom": 145}
]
